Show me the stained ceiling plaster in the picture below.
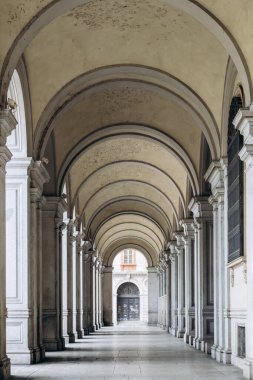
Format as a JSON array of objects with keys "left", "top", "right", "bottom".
[{"left": 24, "top": 0, "right": 227, "bottom": 129}]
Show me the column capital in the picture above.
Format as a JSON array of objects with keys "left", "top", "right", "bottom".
[
  {"left": 233, "top": 106, "right": 253, "bottom": 171},
  {"left": 0, "top": 109, "right": 17, "bottom": 146},
  {"left": 30, "top": 160, "right": 50, "bottom": 198},
  {"left": 103, "top": 266, "right": 113, "bottom": 274},
  {"left": 0, "top": 110, "right": 17, "bottom": 171},
  {"left": 188, "top": 196, "right": 212, "bottom": 221},
  {"left": 179, "top": 219, "right": 194, "bottom": 239},
  {"left": 233, "top": 106, "right": 253, "bottom": 144}
]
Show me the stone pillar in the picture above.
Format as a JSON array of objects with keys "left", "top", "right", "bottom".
[
  {"left": 205, "top": 160, "right": 231, "bottom": 363},
  {"left": 168, "top": 242, "right": 177, "bottom": 336},
  {"left": 42, "top": 196, "right": 67, "bottom": 351},
  {"left": 67, "top": 220, "right": 78, "bottom": 343},
  {"left": 95, "top": 258, "right": 100, "bottom": 330},
  {"left": 234, "top": 108, "right": 253, "bottom": 378},
  {"left": 147, "top": 267, "right": 159, "bottom": 325},
  {"left": 91, "top": 254, "right": 97, "bottom": 331},
  {"left": 76, "top": 233, "right": 84, "bottom": 338},
  {"left": 174, "top": 233, "right": 185, "bottom": 338},
  {"left": 98, "top": 263, "right": 104, "bottom": 327},
  {"left": 180, "top": 220, "right": 195, "bottom": 344},
  {"left": 82, "top": 247, "right": 92, "bottom": 334},
  {"left": 60, "top": 220, "right": 69, "bottom": 344},
  {"left": 0, "top": 110, "right": 16, "bottom": 379},
  {"left": 103, "top": 266, "right": 113, "bottom": 326},
  {"left": 6, "top": 160, "right": 49, "bottom": 364},
  {"left": 189, "top": 197, "right": 213, "bottom": 352}
]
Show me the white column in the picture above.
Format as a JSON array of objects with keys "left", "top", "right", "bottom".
[
  {"left": 82, "top": 249, "right": 92, "bottom": 334},
  {"left": 67, "top": 220, "right": 77, "bottom": 343},
  {"left": 95, "top": 258, "right": 100, "bottom": 330},
  {"left": 6, "top": 158, "right": 45, "bottom": 364},
  {"left": 76, "top": 233, "right": 84, "bottom": 338},
  {"left": 174, "top": 233, "right": 185, "bottom": 338},
  {"left": 168, "top": 242, "right": 177, "bottom": 336},
  {"left": 60, "top": 220, "right": 69, "bottom": 344},
  {"left": 205, "top": 160, "right": 231, "bottom": 363},
  {"left": 234, "top": 108, "right": 253, "bottom": 378},
  {"left": 189, "top": 197, "right": 213, "bottom": 352},
  {"left": 180, "top": 219, "right": 194, "bottom": 344},
  {"left": 147, "top": 267, "right": 159, "bottom": 325},
  {"left": 29, "top": 162, "right": 50, "bottom": 360},
  {"left": 103, "top": 266, "right": 113, "bottom": 326},
  {"left": 91, "top": 254, "right": 97, "bottom": 331},
  {"left": 0, "top": 110, "right": 16, "bottom": 379},
  {"left": 42, "top": 197, "right": 67, "bottom": 351}
]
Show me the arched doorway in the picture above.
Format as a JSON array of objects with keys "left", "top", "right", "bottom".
[{"left": 117, "top": 282, "right": 140, "bottom": 322}]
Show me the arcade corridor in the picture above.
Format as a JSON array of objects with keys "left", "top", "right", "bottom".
[{"left": 11, "top": 325, "right": 244, "bottom": 380}]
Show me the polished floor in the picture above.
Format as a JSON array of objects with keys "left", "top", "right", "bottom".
[{"left": 11, "top": 324, "right": 244, "bottom": 380}]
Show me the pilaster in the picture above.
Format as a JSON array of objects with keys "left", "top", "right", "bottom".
[
  {"left": 174, "top": 232, "right": 185, "bottom": 338},
  {"left": 205, "top": 159, "right": 231, "bottom": 363},
  {"left": 42, "top": 196, "right": 67, "bottom": 351},
  {"left": 168, "top": 242, "right": 177, "bottom": 336},
  {"left": 189, "top": 197, "right": 213, "bottom": 352},
  {"left": 180, "top": 219, "right": 194, "bottom": 344},
  {"left": 0, "top": 110, "right": 16, "bottom": 380},
  {"left": 67, "top": 220, "right": 78, "bottom": 343}
]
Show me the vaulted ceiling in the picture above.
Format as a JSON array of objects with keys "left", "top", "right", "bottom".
[{"left": 1, "top": 0, "right": 252, "bottom": 264}]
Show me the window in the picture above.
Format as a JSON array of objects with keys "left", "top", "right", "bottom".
[
  {"left": 227, "top": 96, "right": 244, "bottom": 262},
  {"left": 124, "top": 249, "right": 134, "bottom": 264}
]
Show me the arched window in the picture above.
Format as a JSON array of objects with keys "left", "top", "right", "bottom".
[{"left": 227, "top": 96, "right": 244, "bottom": 262}]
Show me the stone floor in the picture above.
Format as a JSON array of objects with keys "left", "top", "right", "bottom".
[{"left": 10, "top": 324, "right": 245, "bottom": 379}]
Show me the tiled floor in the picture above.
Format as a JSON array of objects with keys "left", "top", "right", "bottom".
[{"left": 11, "top": 324, "right": 245, "bottom": 379}]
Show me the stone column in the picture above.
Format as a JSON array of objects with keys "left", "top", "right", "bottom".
[
  {"left": 180, "top": 220, "right": 194, "bottom": 344},
  {"left": 98, "top": 263, "right": 104, "bottom": 327},
  {"left": 147, "top": 267, "right": 159, "bottom": 325},
  {"left": 76, "top": 233, "right": 84, "bottom": 338},
  {"left": 168, "top": 242, "right": 177, "bottom": 336},
  {"left": 234, "top": 108, "right": 253, "bottom": 378},
  {"left": 82, "top": 246, "right": 92, "bottom": 334},
  {"left": 95, "top": 258, "right": 100, "bottom": 330},
  {"left": 0, "top": 110, "right": 16, "bottom": 379},
  {"left": 67, "top": 220, "right": 78, "bottom": 343},
  {"left": 91, "top": 253, "right": 97, "bottom": 331},
  {"left": 28, "top": 162, "right": 50, "bottom": 361},
  {"left": 189, "top": 197, "right": 213, "bottom": 352},
  {"left": 174, "top": 233, "right": 185, "bottom": 338},
  {"left": 42, "top": 196, "right": 67, "bottom": 351},
  {"left": 103, "top": 266, "right": 113, "bottom": 326},
  {"left": 60, "top": 219, "right": 69, "bottom": 344},
  {"left": 205, "top": 160, "right": 231, "bottom": 363},
  {"left": 165, "top": 253, "right": 171, "bottom": 331}
]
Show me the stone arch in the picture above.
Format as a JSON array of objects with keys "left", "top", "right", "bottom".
[{"left": 0, "top": 0, "right": 251, "bottom": 108}]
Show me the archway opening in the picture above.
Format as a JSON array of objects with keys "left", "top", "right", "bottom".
[{"left": 112, "top": 249, "right": 148, "bottom": 324}]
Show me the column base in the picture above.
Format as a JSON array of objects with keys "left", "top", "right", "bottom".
[
  {"left": 193, "top": 337, "right": 203, "bottom": 350},
  {"left": 96, "top": 324, "right": 100, "bottom": 330},
  {"left": 183, "top": 333, "right": 190, "bottom": 344},
  {"left": 176, "top": 330, "right": 184, "bottom": 338},
  {"left": 44, "top": 338, "right": 65, "bottom": 351},
  {"left": 40, "top": 345, "right": 46, "bottom": 361},
  {"left": 68, "top": 332, "right": 77, "bottom": 343},
  {"left": 83, "top": 327, "right": 90, "bottom": 335},
  {"left": 211, "top": 344, "right": 218, "bottom": 359},
  {"left": 8, "top": 347, "right": 40, "bottom": 364},
  {"left": 243, "top": 358, "right": 253, "bottom": 379},
  {"left": 77, "top": 330, "right": 84, "bottom": 339},
  {"left": 0, "top": 355, "right": 10, "bottom": 380},
  {"left": 169, "top": 327, "right": 177, "bottom": 336},
  {"left": 214, "top": 346, "right": 231, "bottom": 364},
  {"left": 188, "top": 335, "right": 195, "bottom": 346}
]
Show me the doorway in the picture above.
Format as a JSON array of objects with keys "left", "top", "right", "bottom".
[{"left": 117, "top": 282, "right": 140, "bottom": 321}]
